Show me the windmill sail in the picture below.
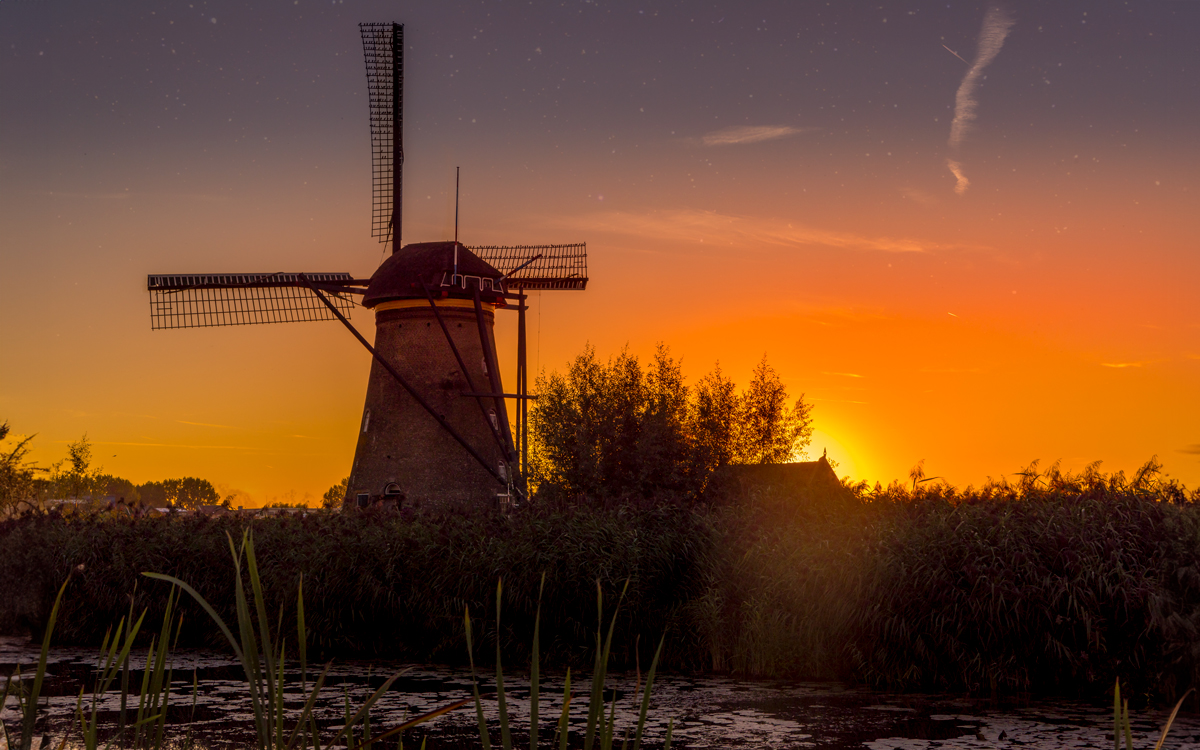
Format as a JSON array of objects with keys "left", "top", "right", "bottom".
[
  {"left": 360, "top": 22, "right": 403, "bottom": 249},
  {"left": 470, "top": 243, "right": 588, "bottom": 290},
  {"left": 146, "top": 273, "right": 359, "bottom": 330}
]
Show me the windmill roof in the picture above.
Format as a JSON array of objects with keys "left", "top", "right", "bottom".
[{"left": 362, "top": 241, "right": 506, "bottom": 308}]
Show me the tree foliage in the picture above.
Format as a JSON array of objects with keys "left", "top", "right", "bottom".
[
  {"left": 322, "top": 477, "right": 349, "bottom": 509},
  {"left": 0, "top": 421, "right": 45, "bottom": 510},
  {"left": 55, "top": 434, "right": 103, "bottom": 499},
  {"left": 529, "top": 346, "right": 813, "bottom": 501},
  {"left": 139, "top": 477, "right": 222, "bottom": 510},
  {"left": 735, "top": 357, "right": 815, "bottom": 464}
]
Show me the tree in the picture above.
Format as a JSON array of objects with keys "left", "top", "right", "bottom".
[
  {"left": 322, "top": 477, "right": 349, "bottom": 509},
  {"left": 637, "top": 344, "right": 692, "bottom": 493},
  {"left": 50, "top": 434, "right": 104, "bottom": 499},
  {"left": 530, "top": 347, "right": 818, "bottom": 502},
  {"left": 138, "top": 481, "right": 168, "bottom": 507},
  {"left": 689, "top": 363, "right": 740, "bottom": 477},
  {"left": 531, "top": 345, "right": 653, "bottom": 499},
  {"left": 734, "top": 356, "right": 814, "bottom": 464},
  {"left": 165, "top": 477, "right": 222, "bottom": 510},
  {"left": 0, "top": 421, "right": 45, "bottom": 509},
  {"left": 96, "top": 474, "right": 141, "bottom": 504},
  {"left": 139, "top": 477, "right": 221, "bottom": 509}
]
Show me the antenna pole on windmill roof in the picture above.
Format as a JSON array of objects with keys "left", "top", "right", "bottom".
[{"left": 454, "top": 166, "right": 460, "bottom": 277}]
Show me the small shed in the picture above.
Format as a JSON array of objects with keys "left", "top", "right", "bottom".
[{"left": 703, "top": 455, "right": 852, "bottom": 512}]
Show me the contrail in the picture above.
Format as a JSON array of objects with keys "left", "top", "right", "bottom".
[
  {"left": 947, "top": 4, "right": 1014, "bottom": 193},
  {"left": 946, "top": 159, "right": 970, "bottom": 195},
  {"left": 949, "top": 5, "right": 1014, "bottom": 150}
]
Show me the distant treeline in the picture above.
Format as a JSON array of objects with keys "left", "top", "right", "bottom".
[
  {"left": 3, "top": 459, "right": 1198, "bottom": 701},
  {"left": 0, "top": 422, "right": 222, "bottom": 510}
]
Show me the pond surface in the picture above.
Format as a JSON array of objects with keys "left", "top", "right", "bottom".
[{"left": 2, "top": 636, "right": 1198, "bottom": 749}]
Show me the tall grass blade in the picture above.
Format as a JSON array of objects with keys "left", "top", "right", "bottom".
[
  {"left": 555, "top": 669, "right": 572, "bottom": 750},
  {"left": 120, "top": 581, "right": 137, "bottom": 735},
  {"left": 134, "top": 636, "right": 154, "bottom": 747},
  {"left": 464, "top": 607, "right": 492, "bottom": 750},
  {"left": 283, "top": 663, "right": 330, "bottom": 750},
  {"left": 1113, "top": 680, "right": 1119, "bottom": 750},
  {"left": 21, "top": 575, "right": 70, "bottom": 750},
  {"left": 632, "top": 634, "right": 665, "bottom": 750},
  {"left": 359, "top": 699, "right": 472, "bottom": 748},
  {"left": 2, "top": 675, "right": 14, "bottom": 750},
  {"left": 1152, "top": 688, "right": 1195, "bottom": 750},
  {"left": 78, "top": 610, "right": 145, "bottom": 750},
  {"left": 298, "top": 575, "right": 308, "bottom": 692},
  {"left": 1122, "top": 700, "right": 1133, "bottom": 750},
  {"left": 495, "top": 579, "right": 512, "bottom": 750},
  {"left": 663, "top": 718, "right": 673, "bottom": 750},
  {"left": 602, "top": 689, "right": 616, "bottom": 750},
  {"left": 584, "top": 580, "right": 629, "bottom": 750},
  {"left": 324, "top": 673, "right": 405, "bottom": 749},
  {"left": 530, "top": 573, "right": 544, "bottom": 750},
  {"left": 584, "top": 583, "right": 603, "bottom": 750},
  {"left": 244, "top": 531, "right": 279, "bottom": 748}
]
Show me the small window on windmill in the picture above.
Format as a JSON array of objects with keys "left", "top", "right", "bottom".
[
  {"left": 481, "top": 357, "right": 489, "bottom": 377},
  {"left": 488, "top": 408, "right": 498, "bottom": 431},
  {"left": 498, "top": 460, "right": 508, "bottom": 481},
  {"left": 383, "top": 483, "right": 402, "bottom": 497},
  {"left": 356, "top": 493, "right": 369, "bottom": 508},
  {"left": 361, "top": 409, "right": 371, "bottom": 433}
]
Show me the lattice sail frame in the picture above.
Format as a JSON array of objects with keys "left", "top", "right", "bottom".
[
  {"left": 360, "top": 22, "right": 402, "bottom": 246},
  {"left": 470, "top": 244, "right": 588, "bottom": 290},
  {"left": 147, "top": 273, "right": 356, "bottom": 330}
]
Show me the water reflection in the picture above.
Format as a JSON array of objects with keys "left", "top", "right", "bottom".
[{"left": 2, "top": 638, "right": 1197, "bottom": 749}]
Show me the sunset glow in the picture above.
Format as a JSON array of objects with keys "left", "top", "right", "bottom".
[{"left": 2, "top": 1, "right": 1197, "bottom": 503}]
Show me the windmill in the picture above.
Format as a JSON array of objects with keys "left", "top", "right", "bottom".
[{"left": 145, "top": 22, "right": 587, "bottom": 509}]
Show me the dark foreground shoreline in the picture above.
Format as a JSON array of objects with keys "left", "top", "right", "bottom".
[{"left": 3, "top": 472, "right": 1199, "bottom": 701}]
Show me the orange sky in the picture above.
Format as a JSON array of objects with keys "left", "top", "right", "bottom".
[{"left": 2, "top": 1, "right": 1197, "bottom": 503}]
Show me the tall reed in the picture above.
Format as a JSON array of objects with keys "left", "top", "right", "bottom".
[
  {"left": 144, "top": 528, "right": 455, "bottom": 750},
  {"left": 4, "top": 460, "right": 1197, "bottom": 698},
  {"left": 465, "top": 575, "right": 665, "bottom": 750}
]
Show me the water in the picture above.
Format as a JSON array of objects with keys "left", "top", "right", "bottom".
[{"left": 3, "top": 636, "right": 1198, "bottom": 749}]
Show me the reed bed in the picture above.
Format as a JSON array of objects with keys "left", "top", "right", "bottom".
[
  {"left": 2, "top": 530, "right": 671, "bottom": 750},
  {"left": 3, "top": 461, "right": 1198, "bottom": 700}
]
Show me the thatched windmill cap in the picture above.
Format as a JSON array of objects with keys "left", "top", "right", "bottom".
[{"left": 362, "top": 241, "right": 506, "bottom": 308}]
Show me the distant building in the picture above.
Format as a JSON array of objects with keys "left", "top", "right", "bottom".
[{"left": 703, "top": 455, "right": 852, "bottom": 510}]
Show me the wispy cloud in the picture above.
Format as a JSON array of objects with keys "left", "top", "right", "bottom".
[
  {"left": 946, "top": 159, "right": 970, "bottom": 195},
  {"left": 177, "top": 420, "right": 236, "bottom": 429},
  {"left": 67, "top": 440, "right": 254, "bottom": 449},
  {"left": 1179, "top": 444, "right": 1200, "bottom": 456},
  {"left": 31, "top": 189, "right": 230, "bottom": 202},
  {"left": 1101, "top": 362, "right": 1144, "bottom": 369},
  {"left": 947, "top": 4, "right": 1014, "bottom": 193},
  {"left": 699, "top": 125, "right": 811, "bottom": 147},
  {"left": 902, "top": 187, "right": 939, "bottom": 206},
  {"left": 949, "top": 5, "right": 1015, "bottom": 149},
  {"left": 823, "top": 371, "right": 865, "bottom": 378},
  {"left": 546, "top": 209, "right": 971, "bottom": 254}
]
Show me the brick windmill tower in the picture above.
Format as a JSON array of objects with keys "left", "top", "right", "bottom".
[{"left": 145, "top": 23, "right": 587, "bottom": 508}]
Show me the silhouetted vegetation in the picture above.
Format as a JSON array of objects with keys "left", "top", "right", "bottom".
[
  {"left": 3, "top": 459, "right": 1198, "bottom": 701},
  {"left": 0, "top": 426, "right": 225, "bottom": 512},
  {"left": 529, "top": 345, "right": 813, "bottom": 501}
]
